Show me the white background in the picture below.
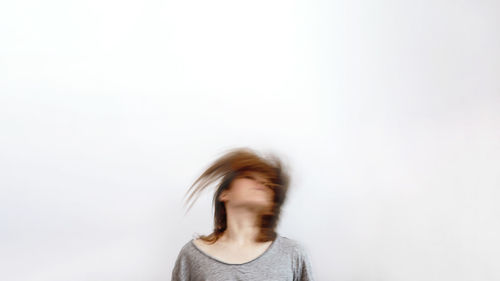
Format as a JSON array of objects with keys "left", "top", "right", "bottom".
[{"left": 1, "top": 0, "right": 499, "bottom": 280}]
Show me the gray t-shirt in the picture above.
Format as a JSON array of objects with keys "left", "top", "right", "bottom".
[{"left": 171, "top": 234, "right": 315, "bottom": 281}]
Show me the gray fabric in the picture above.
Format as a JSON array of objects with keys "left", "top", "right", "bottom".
[{"left": 171, "top": 234, "right": 315, "bottom": 281}]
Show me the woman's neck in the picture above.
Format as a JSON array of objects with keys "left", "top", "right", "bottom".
[{"left": 221, "top": 206, "right": 263, "bottom": 245}]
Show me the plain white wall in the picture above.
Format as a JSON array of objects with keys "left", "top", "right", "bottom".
[{"left": 1, "top": 0, "right": 499, "bottom": 280}]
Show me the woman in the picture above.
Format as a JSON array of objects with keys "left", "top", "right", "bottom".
[{"left": 171, "top": 147, "right": 315, "bottom": 281}]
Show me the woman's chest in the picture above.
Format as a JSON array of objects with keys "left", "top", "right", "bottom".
[{"left": 189, "top": 259, "right": 295, "bottom": 281}]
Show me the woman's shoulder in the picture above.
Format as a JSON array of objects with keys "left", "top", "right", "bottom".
[
  {"left": 175, "top": 236, "right": 198, "bottom": 257},
  {"left": 278, "top": 235, "right": 310, "bottom": 256},
  {"left": 279, "top": 235, "right": 302, "bottom": 248}
]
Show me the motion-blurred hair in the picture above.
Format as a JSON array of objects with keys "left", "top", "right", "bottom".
[{"left": 183, "top": 147, "right": 291, "bottom": 244}]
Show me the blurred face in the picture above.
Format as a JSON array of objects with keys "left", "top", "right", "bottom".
[{"left": 219, "top": 171, "right": 274, "bottom": 211}]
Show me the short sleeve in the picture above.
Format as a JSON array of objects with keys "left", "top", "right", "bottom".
[
  {"left": 171, "top": 246, "right": 191, "bottom": 281},
  {"left": 293, "top": 243, "right": 315, "bottom": 281}
]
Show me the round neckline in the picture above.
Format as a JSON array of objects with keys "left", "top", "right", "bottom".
[{"left": 190, "top": 235, "right": 280, "bottom": 266}]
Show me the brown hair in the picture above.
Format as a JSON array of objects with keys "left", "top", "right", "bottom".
[{"left": 183, "top": 147, "right": 291, "bottom": 244}]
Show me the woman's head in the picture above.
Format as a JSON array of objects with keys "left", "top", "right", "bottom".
[{"left": 183, "top": 147, "right": 290, "bottom": 244}]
